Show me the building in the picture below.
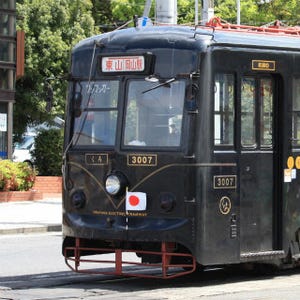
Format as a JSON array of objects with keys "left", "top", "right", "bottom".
[{"left": 0, "top": 0, "right": 24, "bottom": 159}]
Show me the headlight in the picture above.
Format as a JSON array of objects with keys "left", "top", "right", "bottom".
[{"left": 105, "top": 175, "right": 121, "bottom": 195}]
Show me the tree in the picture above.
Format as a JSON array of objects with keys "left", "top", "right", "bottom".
[
  {"left": 32, "top": 128, "right": 63, "bottom": 176},
  {"left": 214, "top": 0, "right": 300, "bottom": 26},
  {"left": 91, "top": 0, "right": 115, "bottom": 32},
  {"left": 110, "top": 0, "right": 148, "bottom": 23},
  {"left": 15, "top": 0, "right": 97, "bottom": 139},
  {"left": 177, "top": 0, "right": 195, "bottom": 24}
]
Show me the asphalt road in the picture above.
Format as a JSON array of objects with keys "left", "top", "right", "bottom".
[{"left": 2, "top": 233, "right": 300, "bottom": 300}]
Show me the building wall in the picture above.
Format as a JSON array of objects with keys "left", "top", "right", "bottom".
[{"left": 0, "top": 0, "right": 16, "bottom": 159}]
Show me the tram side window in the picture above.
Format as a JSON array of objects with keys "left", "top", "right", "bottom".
[
  {"left": 260, "top": 78, "right": 273, "bottom": 147},
  {"left": 214, "top": 74, "right": 234, "bottom": 146},
  {"left": 241, "top": 77, "right": 256, "bottom": 147},
  {"left": 292, "top": 78, "right": 300, "bottom": 147}
]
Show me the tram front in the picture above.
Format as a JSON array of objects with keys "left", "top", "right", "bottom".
[{"left": 62, "top": 27, "right": 204, "bottom": 278}]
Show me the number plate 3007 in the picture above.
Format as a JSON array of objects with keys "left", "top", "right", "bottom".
[
  {"left": 127, "top": 154, "right": 157, "bottom": 166},
  {"left": 214, "top": 175, "right": 237, "bottom": 189}
]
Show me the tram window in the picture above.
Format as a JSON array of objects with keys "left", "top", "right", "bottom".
[
  {"left": 72, "top": 81, "right": 119, "bottom": 146},
  {"left": 214, "top": 74, "right": 234, "bottom": 146},
  {"left": 124, "top": 80, "right": 185, "bottom": 147},
  {"left": 292, "top": 78, "right": 300, "bottom": 147},
  {"left": 260, "top": 78, "right": 273, "bottom": 147},
  {"left": 241, "top": 77, "right": 256, "bottom": 147}
]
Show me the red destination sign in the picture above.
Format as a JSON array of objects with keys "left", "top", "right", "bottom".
[{"left": 102, "top": 56, "right": 145, "bottom": 73}]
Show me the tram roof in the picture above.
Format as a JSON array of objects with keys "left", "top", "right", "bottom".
[{"left": 73, "top": 22, "right": 300, "bottom": 53}]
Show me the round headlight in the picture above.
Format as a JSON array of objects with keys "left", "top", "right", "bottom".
[{"left": 105, "top": 175, "right": 121, "bottom": 195}]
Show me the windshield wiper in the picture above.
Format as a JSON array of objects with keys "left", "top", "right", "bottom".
[{"left": 142, "top": 77, "right": 176, "bottom": 94}]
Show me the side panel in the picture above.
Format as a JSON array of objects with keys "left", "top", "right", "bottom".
[
  {"left": 196, "top": 52, "right": 240, "bottom": 264},
  {"left": 197, "top": 47, "right": 290, "bottom": 265},
  {"left": 282, "top": 55, "right": 300, "bottom": 258}
]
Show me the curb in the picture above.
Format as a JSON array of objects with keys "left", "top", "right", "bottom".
[{"left": 0, "top": 224, "right": 62, "bottom": 235}]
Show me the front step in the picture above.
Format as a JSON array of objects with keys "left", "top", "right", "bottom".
[{"left": 240, "top": 250, "right": 285, "bottom": 262}]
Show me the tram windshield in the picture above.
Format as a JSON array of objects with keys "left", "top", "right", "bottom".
[
  {"left": 72, "top": 80, "right": 119, "bottom": 146},
  {"left": 124, "top": 80, "right": 185, "bottom": 147}
]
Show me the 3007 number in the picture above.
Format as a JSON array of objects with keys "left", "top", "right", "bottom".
[
  {"left": 214, "top": 175, "right": 237, "bottom": 189},
  {"left": 128, "top": 154, "right": 157, "bottom": 166}
]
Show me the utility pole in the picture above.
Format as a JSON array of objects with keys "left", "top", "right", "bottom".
[
  {"left": 195, "top": 0, "right": 199, "bottom": 25},
  {"left": 237, "top": 0, "right": 240, "bottom": 25},
  {"left": 156, "top": 0, "right": 177, "bottom": 24},
  {"left": 201, "top": 0, "right": 214, "bottom": 25},
  {"left": 143, "top": 0, "right": 152, "bottom": 17}
]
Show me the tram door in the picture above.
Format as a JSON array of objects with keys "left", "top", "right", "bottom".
[{"left": 239, "top": 75, "right": 279, "bottom": 254}]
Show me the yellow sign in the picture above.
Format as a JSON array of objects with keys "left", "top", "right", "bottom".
[
  {"left": 252, "top": 60, "right": 276, "bottom": 71},
  {"left": 287, "top": 156, "right": 294, "bottom": 169},
  {"left": 296, "top": 156, "right": 300, "bottom": 169},
  {"left": 127, "top": 154, "right": 157, "bottom": 166}
]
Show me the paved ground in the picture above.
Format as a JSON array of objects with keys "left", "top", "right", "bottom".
[{"left": 0, "top": 197, "right": 62, "bottom": 234}]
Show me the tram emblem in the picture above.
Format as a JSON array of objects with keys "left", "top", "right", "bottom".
[{"left": 219, "top": 196, "right": 232, "bottom": 215}]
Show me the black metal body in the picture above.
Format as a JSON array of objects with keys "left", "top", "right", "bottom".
[{"left": 62, "top": 24, "right": 300, "bottom": 277}]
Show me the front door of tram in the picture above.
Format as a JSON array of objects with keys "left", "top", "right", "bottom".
[{"left": 239, "top": 74, "right": 280, "bottom": 255}]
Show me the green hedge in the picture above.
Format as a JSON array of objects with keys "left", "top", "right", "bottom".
[
  {"left": 32, "top": 128, "right": 63, "bottom": 176},
  {"left": 0, "top": 160, "right": 36, "bottom": 191}
]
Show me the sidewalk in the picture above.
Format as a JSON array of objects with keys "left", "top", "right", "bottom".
[{"left": 0, "top": 197, "right": 62, "bottom": 235}]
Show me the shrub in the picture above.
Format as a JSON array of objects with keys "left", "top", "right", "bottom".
[
  {"left": 0, "top": 160, "right": 36, "bottom": 191},
  {"left": 32, "top": 128, "right": 63, "bottom": 176}
]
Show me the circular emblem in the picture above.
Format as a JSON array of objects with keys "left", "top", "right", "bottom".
[
  {"left": 219, "top": 196, "right": 231, "bottom": 215},
  {"left": 296, "top": 156, "right": 300, "bottom": 169},
  {"left": 287, "top": 156, "right": 294, "bottom": 169}
]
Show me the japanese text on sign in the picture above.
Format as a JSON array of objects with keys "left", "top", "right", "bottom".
[{"left": 102, "top": 56, "right": 145, "bottom": 73}]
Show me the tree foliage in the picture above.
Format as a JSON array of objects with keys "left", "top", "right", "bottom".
[
  {"left": 15, "top": 0, "right": 97, "bottom": 138},
  {"left": 214, "top": 0, "right": 300, "bottom": 25},
  {"left": 32, "top": 128, "right": 64, "bottom": 176}
]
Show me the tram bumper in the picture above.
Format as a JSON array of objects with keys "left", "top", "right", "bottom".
[{"left": 62, "top": 212, "right": 196, "bottom": 278}]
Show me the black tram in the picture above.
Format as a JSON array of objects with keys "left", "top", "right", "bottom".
[{"left": 62, "top": 17, "right": 300, "bottom": 278}]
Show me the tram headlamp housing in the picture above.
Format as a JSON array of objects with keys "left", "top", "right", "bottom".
[
  {"left": 105, "top": 172, "right": 128, "bottom": 196},
  {"left": 159, "top": 192, "right": 176, "bottom": 212},
  {"left": 71, "top": 190, "right": 86, "bottom": 209},
  {"left": 105, "top": 175, "right": 121, "bottom": 195}
]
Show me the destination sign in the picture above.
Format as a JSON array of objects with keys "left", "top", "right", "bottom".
[
  {"left": 101, "top": 56, "right": 145, "bottom": 73},
  {"left": 252, "top": 60, "right": 276, "bottom": 71}
]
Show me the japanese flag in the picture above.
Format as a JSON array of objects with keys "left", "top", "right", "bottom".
[{"left": 126, "top": 192, "right": 147, "bottom": 211}]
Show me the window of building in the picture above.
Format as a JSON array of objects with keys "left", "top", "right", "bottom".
[
  {"left": 0, "top": 68, "right": 15, "bottom": 90},
  {"left": 0, "top": 0, "right": 16, "bottom": 9},
  {"left": 0, "top": 41, "right": 15, "bottom": 62},
  {"left": 0, "top": 13, "right": 15, "bottom": 36}
]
